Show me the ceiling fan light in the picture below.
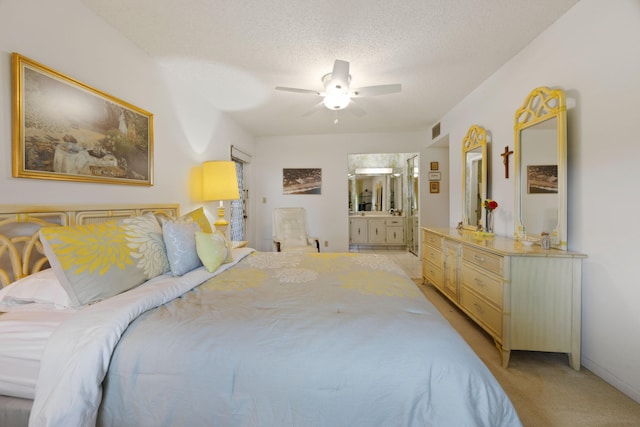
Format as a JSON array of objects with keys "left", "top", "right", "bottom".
[{"left": 323, "top": 91, "right": 350, "bottom": 110}]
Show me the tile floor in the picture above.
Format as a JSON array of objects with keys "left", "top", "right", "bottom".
[{"left": 349, "top": 247, "right": 422, "bottom": 279}]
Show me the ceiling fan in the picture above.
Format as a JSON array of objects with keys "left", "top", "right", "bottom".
[{"left": 275, "top": 59, "right": 402, "bottom": 114}]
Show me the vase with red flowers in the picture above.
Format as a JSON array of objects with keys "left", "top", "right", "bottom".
[{"left": 483, "top": 199, "right": 498, "bottom": 233}]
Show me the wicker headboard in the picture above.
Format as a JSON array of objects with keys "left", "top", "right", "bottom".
[{"left": 0, "top": 204, "right": 179, "bottom": 287}]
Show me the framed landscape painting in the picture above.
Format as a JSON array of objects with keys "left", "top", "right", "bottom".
[
  {"left": 283, "top": 168, "right": 322, "bottom": 195},
  {"left": 11, "top": 53, "right": 154, "bottom": 185}
]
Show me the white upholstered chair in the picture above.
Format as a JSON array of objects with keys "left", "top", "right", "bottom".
[{"left": 272, "top": 207, "right": 320, "bottom": 252}]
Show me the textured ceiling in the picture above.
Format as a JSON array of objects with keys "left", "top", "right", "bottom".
[{"left": 81, "top": 0, "right": 580, "bottom": 137}]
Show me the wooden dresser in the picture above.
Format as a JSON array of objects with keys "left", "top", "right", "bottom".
[{"left": 422, "top": 227, "right": 586, "bottom": 370}]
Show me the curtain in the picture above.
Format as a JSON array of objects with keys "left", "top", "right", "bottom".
[{"left": 230, "top": 146, "right": 251, "bottom": 242}]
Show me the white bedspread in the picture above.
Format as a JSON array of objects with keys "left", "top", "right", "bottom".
[
  {"left": 29, "top": 248, "right": 253, "bottom": 427},
  {"left": 29, "top": 251, "right": 521, "bottom": 426}
]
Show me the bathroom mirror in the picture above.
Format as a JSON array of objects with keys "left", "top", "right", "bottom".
[
  {"left": 349, "top": 170, "right": 402, "bottom": 212},
  {"left": 348, "top": 153, "right": 417, "bottom": 214},
  {"left": 514, "top": 87, "right": 567, "bottom": 250},
  {"left": 461, "top": 125, "right": 488, "bottom": 231}
]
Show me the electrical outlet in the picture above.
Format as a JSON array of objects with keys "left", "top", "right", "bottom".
[{"left": 324, "top": 240, "right": 328, "bottom": 247}]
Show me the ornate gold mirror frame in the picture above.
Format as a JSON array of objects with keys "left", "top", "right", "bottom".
[
  {"left": 514, "top": 87, "right": 567, "bottom": 250},
  {"left": 461, "top": 125, "right": 487, "bottom": 231}
]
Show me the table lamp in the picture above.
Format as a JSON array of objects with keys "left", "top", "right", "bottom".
[{"left": 202, "top": 161, "right": 240, "bottom": 232}]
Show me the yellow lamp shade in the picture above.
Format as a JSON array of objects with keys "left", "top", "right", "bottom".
[{"left": 202, "top": 161, "right": 240, "bottom": 201}]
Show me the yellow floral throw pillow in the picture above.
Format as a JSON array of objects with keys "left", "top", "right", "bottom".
[
  {"left": 177, "top": 207, "right": 212, "bottom": 233},
  {"left": 39, "top": 213, "right": 169, "bottom": 307}
]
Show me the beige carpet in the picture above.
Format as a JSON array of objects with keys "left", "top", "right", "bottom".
[{"left": 416, "top": 280, "right": 640, "bottom": 427}]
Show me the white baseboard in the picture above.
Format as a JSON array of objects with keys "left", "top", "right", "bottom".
[{"left": 582, "top": 357, "right": 640, "bottom": 404}]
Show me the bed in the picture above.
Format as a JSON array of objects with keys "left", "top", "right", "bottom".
[{"left": 0, "top": 204, "right": 522, "bottom": 427}]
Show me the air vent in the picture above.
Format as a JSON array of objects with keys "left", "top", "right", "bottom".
[{"left": 432, "top": 122, "right": 441, "bottom": 140}]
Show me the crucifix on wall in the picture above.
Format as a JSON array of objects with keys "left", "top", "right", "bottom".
[{"left": 500, "top": 146, "right": 514, "bottom": 178}]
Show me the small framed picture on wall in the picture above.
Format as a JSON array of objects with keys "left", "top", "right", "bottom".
[
  {"left": 430, "top": 162, "right": 439, "bottom": 171},
  {"left": 282, "top": 168, "right": 322, "bottom": 195},
  {"left": 429, "top": 181, "right": 440, "bottom": 194}
]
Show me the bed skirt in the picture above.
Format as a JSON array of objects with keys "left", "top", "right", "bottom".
[{"left": 0, "top": 395, "right": 31, "bottom": 427}]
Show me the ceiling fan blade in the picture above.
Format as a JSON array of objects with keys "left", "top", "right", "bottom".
[
  {"left": 301, "top": 102, "right": 324, "bottom": 117},
  {"left": 275, "top": 86, "right": 321, "bottom": 95},
  {"left": 351, "top": 83, "right": 402, "bottom": 97},
  {"left": 330, "top": 60, "right": 350, "bottom": 90},
  {"left": 346, "top": 102, "right": 367, "bottom": 118}
]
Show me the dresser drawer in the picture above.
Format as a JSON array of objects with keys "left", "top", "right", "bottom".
[
  {"left": 460, "top": 287, "right": 503, "bottom": 338},
  {"left": 423, "top": 244, "right": 442, "bottom": 265},
  {"left": 385, "top": 218, "right": 403, "bottom": 226},
  {"left": 461, "top": 263, "right": 503, "bottom": 307},
  {"left": 423, "top": 261, "right": 443, "bottom": 289},
  {"left": 423, "top": 231, "right": 442, "bottom": 248},
  {"left": 463, "top": 246, "right": 503, "bottom": 276}
]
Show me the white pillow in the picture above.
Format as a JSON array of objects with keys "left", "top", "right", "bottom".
[{"left": 0, "top": 268, "right": 72, "bottom": 308}]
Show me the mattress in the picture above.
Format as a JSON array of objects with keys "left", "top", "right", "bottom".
[{"left": 0, "top": 307, "right": 74, "bottom": 400}]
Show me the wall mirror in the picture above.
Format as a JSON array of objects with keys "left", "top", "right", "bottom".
[
  {"left": 349, "top": 170, "right": 403, "bottom": 212},
  {"left": 514, "top": 86, "right": 567, "bottom": 250},
  {"left": 348, "top": 153, "right": 417, "bottom": 214},
  {"left": 462, "top": 125, "right": 488, "bottom": 231}
]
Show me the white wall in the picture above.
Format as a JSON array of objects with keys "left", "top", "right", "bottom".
[
  {"left": 435, "top": 0, "right": 640, "bottom": 402},
  {"left": 253, "top": 132, "right": 428, "bottom": 252},
  {"left": 0, "top": 0, "right": 256, "bottom": 241},
  {"left": 423, "top": 137, "right": 450, "bottom": 229}
]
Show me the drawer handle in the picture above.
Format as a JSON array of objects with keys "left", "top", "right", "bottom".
[
  {"left": 473, "top": 303, "right": 484, "bottom": 314},
  {"left": 473, "top": 254, "right": 486, "bottom": 263},
  {"left": 474, "top": 277, "right": 485, "bottom": 286}
]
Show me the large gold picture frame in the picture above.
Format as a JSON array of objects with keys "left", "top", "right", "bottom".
[{"left": 11, "top": 53, "right": 154, "bottom": 186}]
